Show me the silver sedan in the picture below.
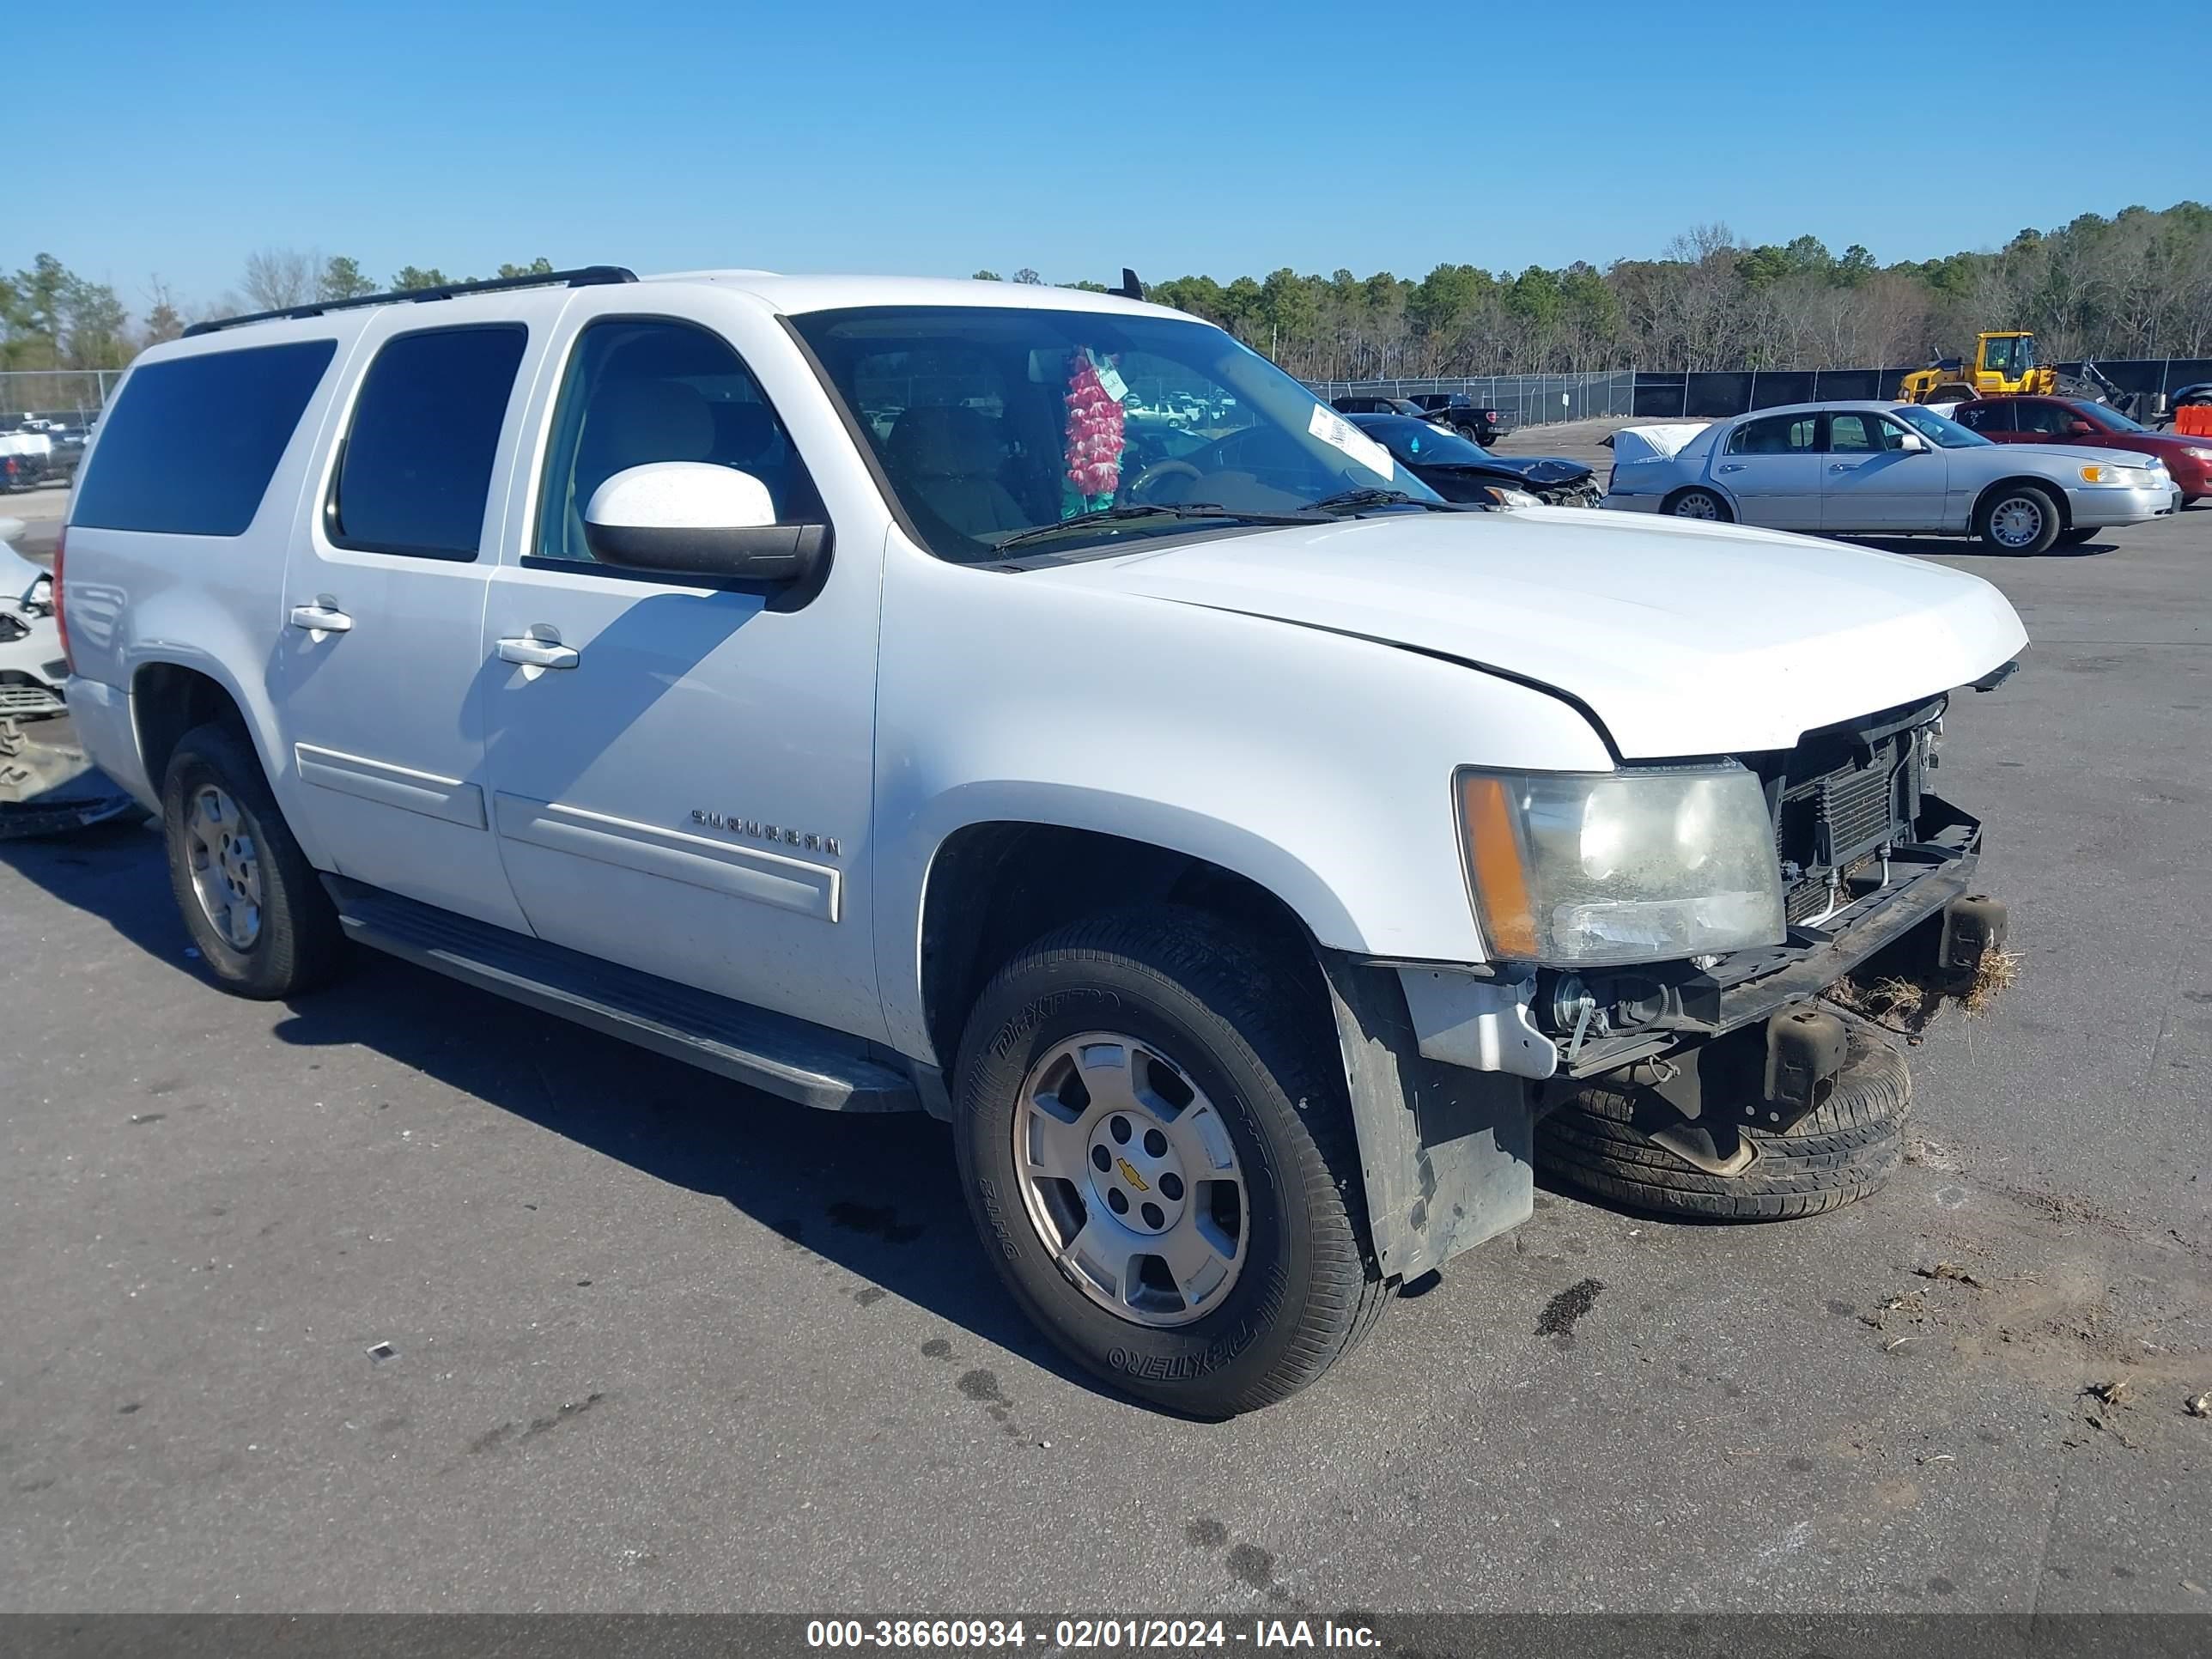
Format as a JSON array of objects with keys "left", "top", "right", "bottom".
[{"left": 1602, "top": 400, "right": 2180, "bottom": 552}]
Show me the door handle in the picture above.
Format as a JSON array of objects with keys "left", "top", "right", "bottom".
[
  {"left": 1717, "top": 463, "right": 1745, "bottom": 473},
  {"left": 496, "top": 635, "right": 580, "bottom": 671},
  {"left": 289, "top": 603, "right": 353, "bottom": 633},
  {"left": 1829, "top": 462, "right": 1857, "bottom": 471}
]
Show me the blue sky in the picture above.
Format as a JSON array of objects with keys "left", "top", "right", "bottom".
[{"left": 27, "top": 0, "right": 2209, "bottom": 311}]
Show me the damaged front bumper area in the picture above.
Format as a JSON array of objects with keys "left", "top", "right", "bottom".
[
  {"left": 1323, "top": 796, "right": 2009, "bottom": 1279},
  {"left": 1543, "top": 795, "right": 2000, "bottom": 1074},
  {"left": 1528, "top": 793, "right": 2008, "bottom": 1141}
]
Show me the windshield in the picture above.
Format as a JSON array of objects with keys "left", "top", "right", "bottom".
[
  {"left": 788, "top": 306, "right": 1437, "bottom": 561},
  {"left": 1892, "top": 404, "right": 1992, "bottom": 448},
  {"left": 1358, "top": 414, "right": 1495, "bottom": 466},
  {"left": 2082, "top": 402, "right": 2148, "bottom": 433},
  {"left": 1982, "top": 335, "right": 2033, "bottom": 376}
]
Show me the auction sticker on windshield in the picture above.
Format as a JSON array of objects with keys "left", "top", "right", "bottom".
[
  {"left": 1308, "top": 404, "right": 1395, "bottom": 481},
  {"left": 1088, "top": 349, "right": 1129, "bottom": 402}
]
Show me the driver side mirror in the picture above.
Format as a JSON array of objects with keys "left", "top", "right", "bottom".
[
  {"left": 583, "top": 463, "right": 830, "bottom": 583},
  {"left": 1897, "top": 431, "right": 1929, "bottom": 453}
]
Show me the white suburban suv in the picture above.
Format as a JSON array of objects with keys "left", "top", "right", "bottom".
[{"left": 58, "top": 267, "right": 2027, "bottom": 1414}]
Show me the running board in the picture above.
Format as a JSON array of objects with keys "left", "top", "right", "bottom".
[{"left": 325, "top": 877, "right": 920, "bottom": 1113}]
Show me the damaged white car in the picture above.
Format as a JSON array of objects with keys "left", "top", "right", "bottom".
[
  {"left": 60, "top": 270, "right": 2027, "bottom": 1413},
  {"left": 0, "top": 520, "right": 65, "bottom": 721},
  {"left": 1, "top": 517, "right": 133, "bottom": 836}
]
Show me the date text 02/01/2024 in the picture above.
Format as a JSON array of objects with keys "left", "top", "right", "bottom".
[{"left": 803, "top": 1617, "right": 1382, "bottom": 1650}]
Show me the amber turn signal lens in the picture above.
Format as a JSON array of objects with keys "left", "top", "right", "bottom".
[{"left": 1457, "top": 771, "right": 1538, "bottom": 958}]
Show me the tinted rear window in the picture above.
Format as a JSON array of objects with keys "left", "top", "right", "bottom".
[
  {"left": 330, "top": 325, "right": 527, "bottom": 559},
  {"left": 71, "top": 340, "right": 336, "bottom": 536}
]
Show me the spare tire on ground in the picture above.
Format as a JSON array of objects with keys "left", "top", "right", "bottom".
[{"left": 1536, "top": 1025, "right": 1909, "bottom": 1221}]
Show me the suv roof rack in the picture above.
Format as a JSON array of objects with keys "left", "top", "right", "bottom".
[{"left": 182, "top": 264, "right": 639, "bottom": 337}]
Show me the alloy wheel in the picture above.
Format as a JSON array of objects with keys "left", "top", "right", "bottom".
[
  {"left": 1990, "top": 495, "right": 2045, "bottom": 549},
  {"left": 1012, "top": 1032, "right": 1247, "bottom": 1328},
  {"left": 185, "top": 785, "right": 264, "bottom": 951}
]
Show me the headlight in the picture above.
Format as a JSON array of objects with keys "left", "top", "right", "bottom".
[
  {"left": 1486, "top": 486, "right": 1541, "bottom": 507},
  {"left": 1455, "top": 764, "right": 1786, "bottom": 966},
  {"left": 2188, "top": 447, "right": 2212, "bottom": 464}
]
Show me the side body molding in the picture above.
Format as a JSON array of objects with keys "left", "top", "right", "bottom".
[
  {"left": 293, "top": 744, "right": 487, "bottom": 830},
  {"left": 491, "top": 793, "right": 842, "bottom": 923}
]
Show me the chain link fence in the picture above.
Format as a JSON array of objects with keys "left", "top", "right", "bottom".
[
  {"left": 1306, "top": 372, "right": 1638, "bottom": 428},
  {"left": 1318, "top": 359, "right": 2212, "bottom": 428},
  {"left": 0, "top": 369, "right": 118, "bottom": 425}
]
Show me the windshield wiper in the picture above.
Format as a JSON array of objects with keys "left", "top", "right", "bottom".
[
  {"left": 992, "top": 501, "right": 1321, "bottom": 553},
  {"left": 1310, "top": 487, "right": 1468, "bottom": 515}
]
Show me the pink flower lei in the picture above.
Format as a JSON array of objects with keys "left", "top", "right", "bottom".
[{"left": 1063, "top": 350, "right": 1127, "bottom": 501}]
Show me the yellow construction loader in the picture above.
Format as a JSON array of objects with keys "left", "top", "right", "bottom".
[
  {"left": 1898, "top": 331, "right": 2136, "bottom": 414},
  {"left": 1898, "top": 332, "right": 2051, "bottom": 404}
]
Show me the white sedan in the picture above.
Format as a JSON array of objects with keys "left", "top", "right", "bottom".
[{"left": 1602, "top": 400, "right": 2179, "bottom": 552}]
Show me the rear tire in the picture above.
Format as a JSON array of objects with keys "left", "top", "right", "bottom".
[
  {"left": 1975, "top": 483, "right": 2062, "bottom": 554},
  {"left": 951, "top": 908, "right": 1388, "bottom": 1416},
  {"left": 1667, "top": 488, "right": 1733, "bottom": 522},
  {"left": 1537, "top": 1028, "right": 1909, "bottom": 1221},
  {"left": 161, "top": 720, "right": 347, "bottom": 999}
]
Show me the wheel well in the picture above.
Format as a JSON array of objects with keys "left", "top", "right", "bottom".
[
  {"left": 918, "top": 823, "right": 1324, "bottom": 1071},
  {"left": 1972, "top": 476, "right": 2073, "bottom": 531},
  {"left": 131, "top": 664, "right": 245, "bottom": 792}
]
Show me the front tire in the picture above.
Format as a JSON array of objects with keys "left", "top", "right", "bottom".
[
  {"left": 161, "top": 720, "right": 347, "bottom": 999},
  {"left": 951, "top": 908, "right": 1388, "bottom": 1416},
  {"left": 1668, "top": 488, "right": 1733, "bottom": 522},
  {"left": 1976, "top": 483, "right": 2062, "bottom": 554}
]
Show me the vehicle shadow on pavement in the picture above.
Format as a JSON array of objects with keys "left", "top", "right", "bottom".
[
  {"left": 1843, "top": 535, "right": 2118, "bottom": 559},
  {"left": 0, "top": 822, "right": 1107, "bottom": 1401}
]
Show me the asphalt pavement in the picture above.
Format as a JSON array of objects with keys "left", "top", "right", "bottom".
[{"left": 2, "top": 493, "right": 2207, "bottom": 1617}]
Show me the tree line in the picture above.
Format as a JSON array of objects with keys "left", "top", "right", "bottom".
[
  {"left": 1111, "top": 203, "right": 2212, "bottom": 381},
  {"left": 8, "top": 203, "right": 2209, "bottom": 384},
  {"left": 0, "top": 252, "right": 562, "bottom": 374}
]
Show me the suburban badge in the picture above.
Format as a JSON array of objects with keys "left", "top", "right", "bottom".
[{"left": 690, "top": 809, "right": 840, "bottom": 858}]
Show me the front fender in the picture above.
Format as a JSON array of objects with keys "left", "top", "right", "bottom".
[{"left": 870, "top": 542, "right": 1614, "bottom": 1059}]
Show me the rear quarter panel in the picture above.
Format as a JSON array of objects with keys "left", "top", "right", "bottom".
[{"left": 62, "top": 324, "right": 364, "bottom": 856}]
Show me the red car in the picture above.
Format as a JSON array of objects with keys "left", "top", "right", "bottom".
[{"left": 1953, "top": 395, "right": 2211, "bottom": 501}]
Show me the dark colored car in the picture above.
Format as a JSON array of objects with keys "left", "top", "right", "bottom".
[
  {"left": 0, "top": 438, "right": 48, "bottom": 493},
  {"left": 1329, "top": 393, "right": 1431, "bottom": 419},
  {"left": 1954, "top": 395, "right": 2211, "bottom": 501},
  {"left": 1408, "top": 392, "right": 1511, "bottom": 446},
  {"left": 40, "top": 425, "right": 88, "bottom": 479},
  {"left": 1347, "top": 413, "right": 1597, "bottom": 507}
]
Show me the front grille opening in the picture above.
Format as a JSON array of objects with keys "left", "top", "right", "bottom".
[{"left": 1753, "top": 696, "right": 1942, "bottom": 925}]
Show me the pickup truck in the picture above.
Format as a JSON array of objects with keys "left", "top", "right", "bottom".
[
  {"left": 58, "top": 268, "right": 2025, "bottom": 1415},
  {"left": 1408, "top": 392, "right": 1511, "bottom": 446}
]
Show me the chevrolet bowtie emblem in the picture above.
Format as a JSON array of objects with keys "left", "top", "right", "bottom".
[{"left": 1116, "top": 1158, "right": 1151, "bottom": 1192}]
